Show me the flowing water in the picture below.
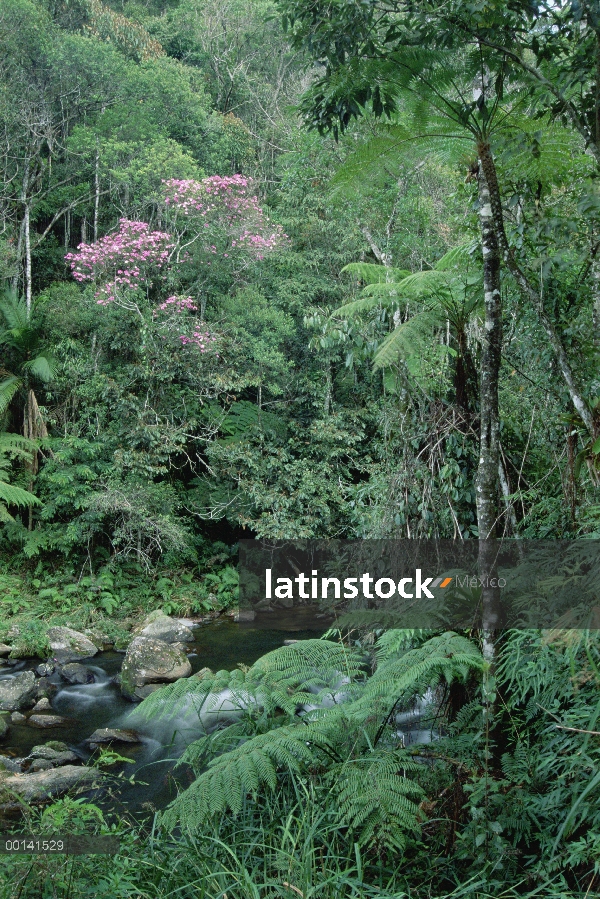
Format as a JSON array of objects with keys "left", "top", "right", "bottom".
[{"left": 0, "top": 617, "right": 321, "bottom": 819}]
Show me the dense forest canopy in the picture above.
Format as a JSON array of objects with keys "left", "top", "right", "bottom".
[
  {"left": 1, "top": 0, "right": 597, "bottom": 571},
  {"left": 1, "top": 1, "right": 600, "bottom": 897}
]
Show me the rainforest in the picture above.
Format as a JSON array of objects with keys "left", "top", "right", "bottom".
[{"left": 1, "top": 1, "right": 600, "bottom": 897}]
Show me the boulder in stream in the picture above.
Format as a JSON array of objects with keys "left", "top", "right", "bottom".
[
  {"left": 138, "top": 613, "right": 195, "bottom": 644},
  {"left": 0, "top": 671, "right": 37, "bottom": 711},
  {"left": 0, "top": 765, "right": 104, "bottom": 803},
  {"left": 0, "top": 644, "right": 11, "bottom": 657},
  {"left": 35, "top": 677, "right": 57, "bottom": 700},
  {"left": 11, "top": 711, "right": 26, "bottom": 724},
  {"left": 36, "top": 662, "right": 55, "bottom": 677},
  {"left": 0, "top": 712, "right": 9, "bottom": 739},
  {"left": 31, "top": 697, "right": 52, "bottom": 713},
  {"left": 84, "top": 727, "right": 140, "bottom": 745},
  {"left": 45, "top": 627, "right": 98, "bottom": 663},
  {"left": 28, "top": 714, "right": 71, "bottom": 728},
  {"left": 59, "top": 662, "right": 95, "bottom": 685},
  {"left": 120, "top": 636, "right": 192, "bottom": 701},
  {"left": 29, "top": 745, "right": 79, "bottom": 766}
]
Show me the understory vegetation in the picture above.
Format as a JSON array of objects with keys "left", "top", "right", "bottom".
[{"left": 1, "top": 0, "right": 600, "bottom": 896}]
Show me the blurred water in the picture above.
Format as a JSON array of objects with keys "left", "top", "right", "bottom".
[{"left": 0, "top": 618, "right": 320, "bottom": 819}]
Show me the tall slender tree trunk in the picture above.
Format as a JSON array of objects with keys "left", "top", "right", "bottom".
[
  {"left": 478, "top": 143, "right": 594, "bottom": 437},
  {"left": 93, "top": 142, "right": 100, "bottom": 243},
  {"left": 24, "top": 203, "right": 32, "bottom": 318},
  {"left": 476, "top": 146, "right": 502, "bottom": 545},
  {"left": 476, "top": 148, "right": 503, "bottom": 761}
]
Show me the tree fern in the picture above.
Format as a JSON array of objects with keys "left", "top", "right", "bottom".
[
  {"left": 143, "top": 632, "right": 482, "bottom": 851},
  {"left": 334, "top": 243, "right": 481, "bottom": 375}
]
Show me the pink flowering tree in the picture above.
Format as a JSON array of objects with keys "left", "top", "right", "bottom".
[
  {"left": 65, "top": 175, "right": 286, "bottom": 350},
  {"left": 162, "top": 175, "right": 287, "bottom": 315},
  {"left": 152, "top": 295, "right": 219, "bottom": 354},
  {"left": 66, "top": 219, "right": 173, "bottom": 311}
]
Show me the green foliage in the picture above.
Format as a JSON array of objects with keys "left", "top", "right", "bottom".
[{"left": 138, "top": 632, "right": 481, "bottom": 855}]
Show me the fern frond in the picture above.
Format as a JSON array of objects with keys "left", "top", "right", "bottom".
[
  {"left": 333, "top": 752, "right": 425, "bottom": 851},
  {"left": 158, "top": 720, "right": 326, "bottom": 833},
  {"left": 349, "top": 632, "right": 482, "bottom": 717},
  {"left": 0, "top": 377, "right": 22, "bottom": 416},
  {"left": 372, "top": 309, "right": 439, "bottom": 370},
  {"left": 0, "top": 290, "right": 29, "bottom": 331},
  {"left": 21, "top": 355, "right": 57, "bottom": 383},
  {"left": 375, "top": 629, "right": 433, "bottom": 663},
  {"left": 333, "top": 295, "right": 399, "bottom": 319},
  {"left": 0, "top": 481, "right": 41, "bottom": 509},
  {"left": 341, "top": 262, "right": 411, "bottom": 285}
]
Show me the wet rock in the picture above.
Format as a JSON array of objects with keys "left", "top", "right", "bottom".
[
  {"left": 138, "top": 614, "right": 194, "bottom": 644},
  {"left": 0, "top": 756, "right": 23, "bottom": 773},
  {"left": 35, "top": 677, "right": 57, "bottom": 700},
  {"left": 36, "top": 662, "right": 54, "bottom": 677},
  {"left": 43, "top": 741, "right": 69, "bottom": 752},
  {"left": 0, "top": 713, "right": 9, "bottom": 739},
  {"left": 59, "top": 663, "right": 94, "bottom": 685},
  {"left": 31, "top": 698, "right": 52, "bottom": 713},
  {"left": 11, "top": 712, "right": 27, "bottom": 724},
  {"left": 28, "top": 715, "right": 71, "bottom": 728},
  {"left": 0, "top": 644, "right": 11, "bottom": 657},
  {"left": 45, "top": 627, "right": 98, "bottom": 664},
  {"left": 0, "top": 765, "right": 104, "bottom": 802},
  {"left": 30, "top": 759, "right": 53, "bottom": 772},
  {"left": 0, "top": 671, "right": 37, "bottom": 711},
  {"left": 29, "top": 746, "right": 79, "bottom": 766},
  {"left": 84, "top": 728, "right": 140, "bottom": 745},
  {"left": 120, "top": 636, "right": 192, "bottom": 701}
]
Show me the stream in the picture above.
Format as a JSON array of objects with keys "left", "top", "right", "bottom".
[{"left": 0, "top": 617, "right": 321, "bottom": 820}]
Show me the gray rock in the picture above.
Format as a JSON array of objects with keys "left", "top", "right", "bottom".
[
  {"left": 31, "top": 698, "right": 52, "bottom": 713},
  {"left": 45, "top": 627, "right": 98, "bottom": 664},
  {"left": 0, "top": 713, "right": 9, "bottom": 739},
  {"left": 28, "top": 715, "right": 71, "bottom": 728},
  {"left": 120, "top": 636, "right": 192, "bottom": 701},
  {"left": 84, "top": 728, "right": 140, "bottom": 745},
  {"left": 0, "top": 756, "right": 23, "bottom": 773},
  {"left": 0, "top": 644, "right": 11, "bottom": 657},
  {"left": 35, "top": 677, "right": 57, "bottom": 700},
  {"left": 30, "top": 759, "right": 53, "bottom": 772},
  {"left": 36, "top": 663, "right": 54, "bottom": 677},
  {"left": 29, "top": 746, "right": 79, "bottom": 766},
  {"left": 40, "top": 741, "right": 69, "bottom": 752},
  {"left": 0, "top": 671, "right": 37, "bottom": 711},
  {"left": 139, "top": 615, "right": 194, "bottom": 644},
  {"left": 0, "top": 765, "right": 104, "bottom": 802},
  {"left": 59, "top": 663, "right": 94, "bottom": 685},
  {"left": 10, "top": 711, "right": 26, "bottom": 724}
]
